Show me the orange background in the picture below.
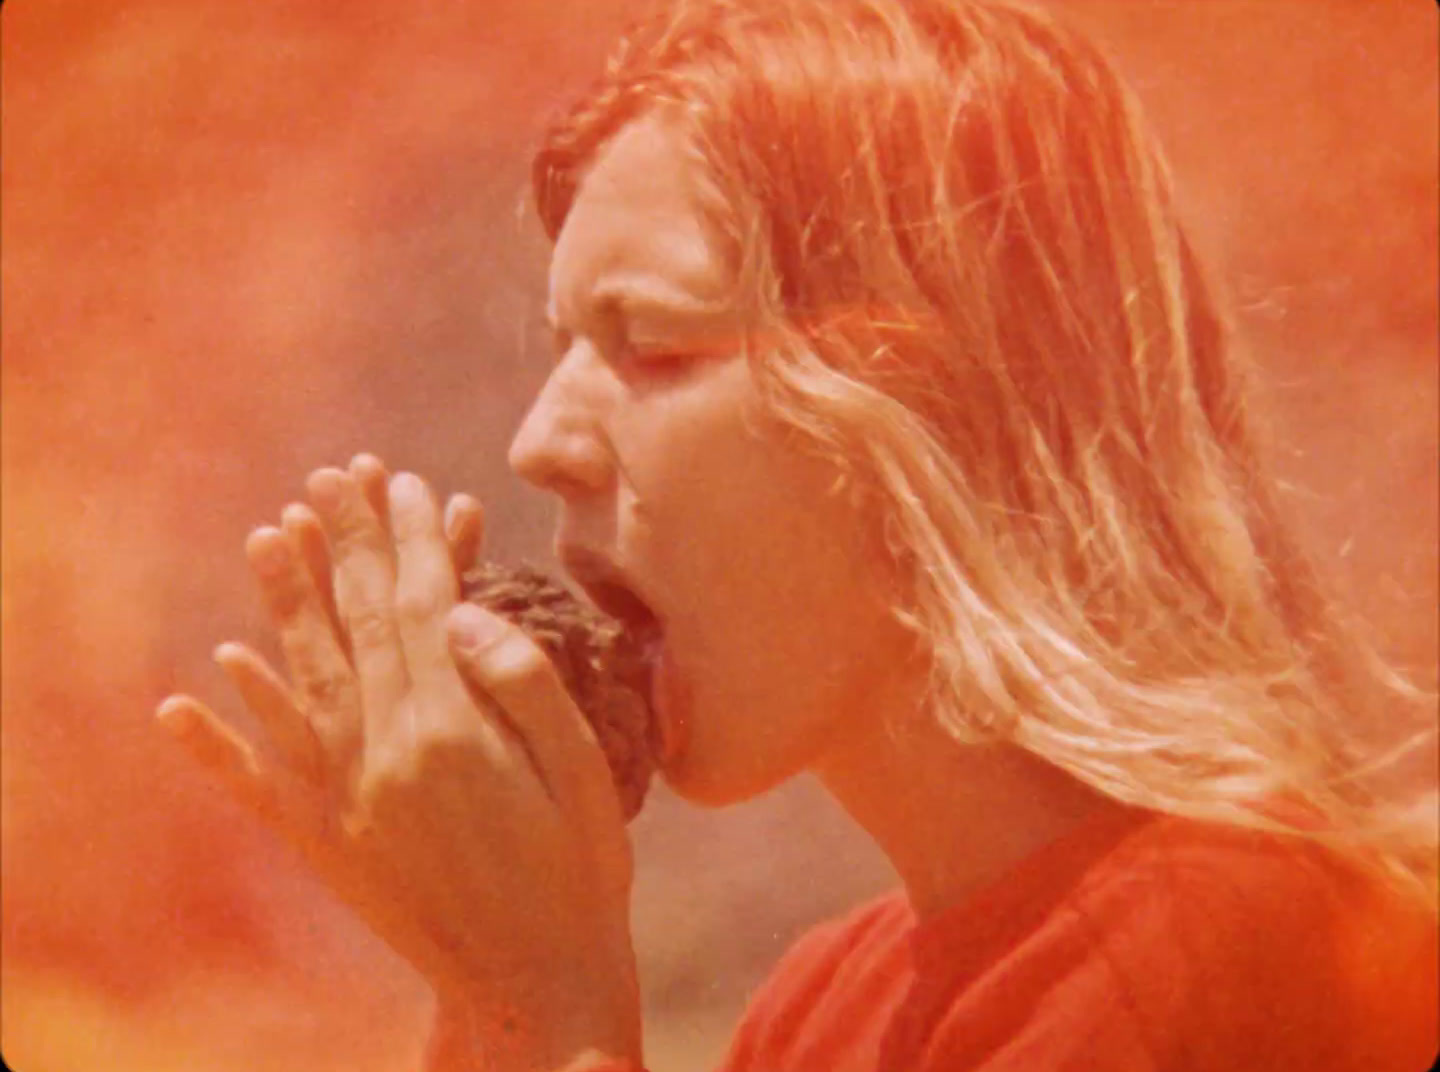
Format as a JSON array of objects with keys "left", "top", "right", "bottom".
[{"left": 3, "top": 2, "right": 1435, "bottom": 1069}]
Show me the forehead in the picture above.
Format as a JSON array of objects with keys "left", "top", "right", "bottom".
[{"left": 548, "top": 116, "right": 733, "bottom": 317}]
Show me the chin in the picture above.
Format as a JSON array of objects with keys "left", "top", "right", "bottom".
[
  {"left": 657, "top": 764, "right": 754, "bottom": 808},
  {"left": 655, "top": 742, "right": 802, "bottom": 809}
]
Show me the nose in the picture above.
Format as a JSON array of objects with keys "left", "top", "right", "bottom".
[{"left": 507, "top": 357, "right": 614, "bottom": 499}]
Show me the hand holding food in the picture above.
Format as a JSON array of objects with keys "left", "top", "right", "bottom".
[
  {"left": 461, "top": 562, "right": 657, "bottom": 823},
  {"left": 155, "top": 456, "right": 645, "bottom": 1072}
]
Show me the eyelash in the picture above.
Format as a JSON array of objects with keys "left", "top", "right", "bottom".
[
  {"left": 626, "top": 348, "right": 694, "bottom": 375},
  {"left": 545, "top": 326, "right": 696, "bottom": 378}
]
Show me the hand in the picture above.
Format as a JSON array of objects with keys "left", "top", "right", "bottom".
[
  {"left": 281, "top": 453, "right": 485, "bottom": 659},
  {"left": 156, "top": 454, "right": 643, "bottom": 1072}
]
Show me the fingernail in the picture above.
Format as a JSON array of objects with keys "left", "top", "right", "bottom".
[
  {"left": 247, "top": 528, "right": 290, "bottom": 577},
  {"left": 449, "top": 603, "right": 503, "bottom": 651},
  {"left": 389, "top": 472, "right": 424, "bottom": 511},
  {"left": 212, "top": 642, "right": 242, "bottom": 666},
  {"left": 280, "top": 502, "right": 316, "bottom": 530},
  {"left": 156, "top": 698, "right": 195, "bottom": 734}
]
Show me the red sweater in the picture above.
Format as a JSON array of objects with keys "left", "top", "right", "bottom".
[{"left": 715, "top": 809, "right": 1438, "bottom": 1071}]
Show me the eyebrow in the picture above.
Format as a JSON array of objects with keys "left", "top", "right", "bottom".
[{"left": 546, "top": 273, "right": 733, "bottom": 336}]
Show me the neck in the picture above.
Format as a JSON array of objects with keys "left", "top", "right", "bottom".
[{"left": 812, "top": 698, "right": 1129, "bottom": 920}]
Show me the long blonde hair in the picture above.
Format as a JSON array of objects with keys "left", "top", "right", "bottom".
[{"left": 533, "top": 0, "right": 1437, "bottom": 899}]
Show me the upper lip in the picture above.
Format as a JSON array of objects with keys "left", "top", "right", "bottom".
[{"left": 556, "top": 543, "right": 661, "bottom": 630}]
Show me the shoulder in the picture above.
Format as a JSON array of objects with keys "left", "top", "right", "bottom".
[
  {"left": 909, "top": 813, "right": 1436, "bottom": 1072},
  {"left": 1047, "top": 815, "right": 1438, "bottom": 1070},
  {"left": 1070, "top": 813, "right": 1429, "bottom": 973},
  {"left": 1067, "top": 812, "right": 1355, "bottom": 948}
]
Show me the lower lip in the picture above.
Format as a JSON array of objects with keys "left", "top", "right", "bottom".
[{"left": 650, "top": 638, "right": 688, "bottom": 768}]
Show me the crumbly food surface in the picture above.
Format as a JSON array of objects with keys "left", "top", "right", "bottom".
[{"left": 459, "top": 562, "right": 657, "bottom": 821}]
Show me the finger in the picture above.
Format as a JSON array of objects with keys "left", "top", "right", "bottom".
[
  {"left": 443, "top": 493, "right": 485, "bottom": 578},
  {"left": 307, "top": 467, "right": 409, "bottom": 735},
  {"left": 446, "top": 603, "right": 621, "bottom": 831},
  {"left": 349, "top": 453, "right": 393, "bottom": 546},
  {"left": 246, "top": 525, "right": 363, "bottom": 787},
  {"left": 391, "top": 473, "right": 465, "bottom": 691},
  {"left": 155, "top": 695, "right": 464, "bottom": 979},
  {"left": 156, "top": 696, "right": 355, "bottom": 889},
  {"left": 214, "top": 642, "right": 323, "bottom": 782},
  {"left": 280, "top": 502, "right": 348, "bottom": 657},
  {"left": 156, "top": 695, "right": 283, "bottom": 822}
]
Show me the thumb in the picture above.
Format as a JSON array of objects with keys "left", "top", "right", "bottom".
[{"left": 447, "top": 604, "right": 615, "bottom": 823}]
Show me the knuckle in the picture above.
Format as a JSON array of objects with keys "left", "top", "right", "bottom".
[
  {"left": 355, "top": 736, "right": 423, "bottom": 820},
  {"left": 347, "top": 603, "right": 399, "bottom": 651},
  {"left": 393, "top": 583, "right": 445, "bottom": 627},
  {"left": 334, "top": 525, "right": 383, "bottom": 561},
  {"left": 359, "top": 746, "right": 415, "bottom": 801},
  {"left": 351, "top": 774, "right": 398, "bottom": 835},
  {"left": 262, "top": 567, "right": 309, "bottom": 619},
  {"left": 329, "top": 498, "right": 384, "bottom": 549},
  {"left": 301, "top": 669, "right": 353, "bottom": 713}
]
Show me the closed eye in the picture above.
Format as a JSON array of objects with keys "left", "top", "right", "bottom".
[{"left": 625, "top": 346, "right": 696, "bottom": 375}]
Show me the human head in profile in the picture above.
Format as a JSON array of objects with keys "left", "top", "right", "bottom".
[{"left": 159, "top": 2, "right": 1439, "bottom": 1069}]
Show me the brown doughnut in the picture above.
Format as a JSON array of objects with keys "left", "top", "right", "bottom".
[{"left": 459, "top": 561, "right": 658, "bottom": 821}]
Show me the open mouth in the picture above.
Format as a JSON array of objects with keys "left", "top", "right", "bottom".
[
  {"left": 458, "top": 559, "right": 664, "bottom": 816},
  {"left": 558, "top": 546, "right": 662, "bottom": 638},
  {"left": 573, "top": 575, "right": 666, "bottom": 687},
  {"left": 576, "top": 576, "right": 671, "bottom": 763},
  {"left": 558, "top": 549, "right": 673, "bottom": 763},
  {"left": 574, "top": 575, "right": 661, "bottom": 639}
]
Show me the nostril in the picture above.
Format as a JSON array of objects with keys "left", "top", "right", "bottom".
[
  {"left": 508, "top": 422, "right": 611, "bottom": 498},
  {"left": 505, "top": 428, "right": 543, "bottom": 483},
  {"left": 508, "top": 362, "right": 615, "bottom": 495}
]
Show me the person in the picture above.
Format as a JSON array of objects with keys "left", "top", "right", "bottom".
[{"left": 156, "top": 0, "right": 1440, "bottom": 1069}]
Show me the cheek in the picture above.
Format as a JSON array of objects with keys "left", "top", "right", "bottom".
[
  {"left": 617, "top": 366, "right": 907, "bottom": 797},
  {"left": 656, "top": 474, "right": 904, "bottom": 800},
  {"left": 667, "top": 588, "right": 905, "bottom": 805}
]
